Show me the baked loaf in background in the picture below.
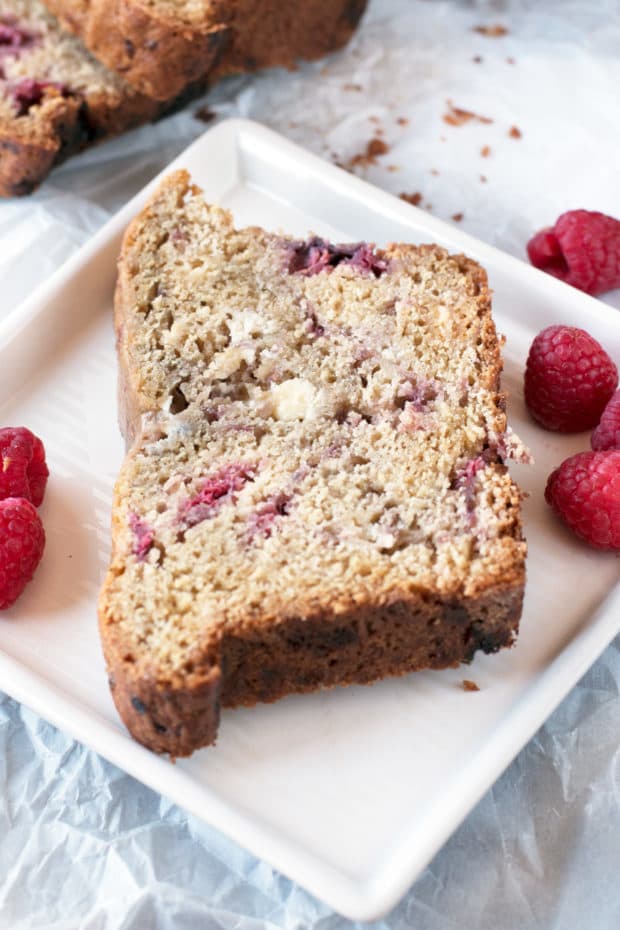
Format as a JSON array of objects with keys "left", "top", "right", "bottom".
[
  {"left": 0, "top": 0, "right": 204, "bottom": 196},
  {"left": 40, "top": 0, "right": 368, "bottom": 100},
  {"left": 0, "top": 0, "right": 366, "bottom": 195},
  {"left": 99, "top": 170, "right": 527, "bottom": 757}
]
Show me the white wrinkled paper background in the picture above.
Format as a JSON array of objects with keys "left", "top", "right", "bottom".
[{"left": 2, "top": 1, "right": 620, "bottom": 926}]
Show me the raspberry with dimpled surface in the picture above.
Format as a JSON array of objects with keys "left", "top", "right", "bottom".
[
  {"left": 0, "top": 497, "right": 46, "bottom": 609},
  {"left": 524, "top": 325, "right": 618, "bottom": 432},
  {"left": 545, "top": 451, "right": 620, "bottom": 550},
  {"left": 528, "top": 210, "right": 620, "bottom": 296},
  {"left": 592, "top": 390, "right": 620, "bottom": 450},
  {"left": 0, "top": 427, "right": 49, "bottom": 506}
]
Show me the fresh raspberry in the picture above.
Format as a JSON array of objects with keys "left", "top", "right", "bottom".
[
  {"left": 524, "top": 325, "right": 618, "bottom": 432},
  {"left": 527, "top": 210, "right": 620, "bottom": 296},
  {"left": 0, "top": 497, "right": 45, "bottom": 609},
  {"left": 545, "top": 451, "right": 620, "bottom": 550},
  {"left": 0, "top": 427, "right": 49, "bottom": 506},
  {"left": 592, "top": 390, "right": 620, "bottom": 450}
]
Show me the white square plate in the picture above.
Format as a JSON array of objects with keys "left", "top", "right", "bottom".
[{"left": 1, "top": 119, "right": 619, "bottom": 921}]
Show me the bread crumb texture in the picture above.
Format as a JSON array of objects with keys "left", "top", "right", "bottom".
[{"left": 100, "top": 170, "right": 526, "bottom": 755}]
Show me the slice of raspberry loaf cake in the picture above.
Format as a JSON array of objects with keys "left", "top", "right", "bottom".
[
  {"left": 41, "top": 0, "right": 367, "bottom": 101},
  {"left": 100, "top": 170, "right": 526, "bottom": 756},
  {"left": 0, "top": 0, "right": 197, "bottom": 196}
]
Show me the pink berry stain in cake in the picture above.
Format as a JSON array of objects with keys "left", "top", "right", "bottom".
[
  {"left": 396, "top": 376, "right": 439, "bottom": 429},
  {"left": 170, "top": 226, "right": 188, "bottom": 249},
  {"left": 0, "top": 20, "right": 38, "bottom": 59},
  {"left": 128, "top": 512, "right": 155, "bottom": 561},
  {"left": 287, "top": 236, "right": 388, "bottom": 277},
  {"left": 398, "top": 376, "right": 439, "bottom": 410},
  {"left": 9, "top": 78, "right": 68, "bottom": 116},
  {"left": 451, "top": 454, "right": 489, "bottom": 516},
  {"left": 488, "top": 427, "right": 533, "bottom": 465},
  {"left": 179, "top": 462, "right": 257, "bottom": 528},
  {"left": 247, "top": 491, "right": 292, "bottom": 541}
]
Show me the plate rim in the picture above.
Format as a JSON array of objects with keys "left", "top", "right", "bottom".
[{"left": 1, "top": 117, "right": 620, "bottom": 921}]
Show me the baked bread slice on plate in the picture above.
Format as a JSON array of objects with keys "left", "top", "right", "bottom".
[
  {"left": 0, "top": 0, "right": 201, "bottom": 196},
  {"left": 100, "top": 169, "right": 526, "bottom": 757},
  {"left": 40, "top": 0, "right": 368, "bottom": 100}
]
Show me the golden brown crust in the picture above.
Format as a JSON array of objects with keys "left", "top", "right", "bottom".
[
  {"left": 42, "top": 0, "right": 367, "bottom": 100},
  {"left": 43, "top": 0, "right": 229, "bottom": 101},
  {"left": 100, "top": 579, "right": 523, "bottom": 757},
  {"left": 0, "top": 94, "right": 84, "bottom": 196},
  {"left": 0, "top": 85, "right": 205, "bottom": 197}
]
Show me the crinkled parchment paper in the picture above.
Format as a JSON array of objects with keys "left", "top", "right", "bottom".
[{"left": 1, "top": 1, "right": 620, "bottom": 927}]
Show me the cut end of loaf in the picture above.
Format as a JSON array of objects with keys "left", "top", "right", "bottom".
[
  {"left": 100, "top": 169, "right": 527, "bottom": 756},
  {"left": 0, "top": 0, "right": 189, "bottom": 196}
]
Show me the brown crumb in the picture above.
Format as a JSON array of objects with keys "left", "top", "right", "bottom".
[
  {"left": 367, "top": 137, "right": 388, "bottom": 156},
  {"left": 506, "top": 56, "right": 516, "bottom": 65},
  {"left": 430, "top": 169, "right": 440, "bottom": 176},
  {"left": 480, "top": 174, "right": 488, "bottom": 183},
  {"left": 396, "top": 116, "right": 409, "bottom": 126},
  {"left": 472, "top": 55, "right": 483, "bottom": 64},
  {"left": 399, "top": 191, "right": 423, "bottom": 207},
  {"left": 194, "top": 105, "right": 216, "bottom": 124},
  {"left": 343, "top": 82, "right": 362, "bottom": 91},
  {"left": 369, "top": 115, "right": 380, "bottom": 124},
  {"left": 462, "top": 679, "right": 480, "bottom": 692},
  {"left": 319, "top": 65, "right": 330, "bottom": 76},
  {"left": 473, "top": 24, "right": 508, "bottom": 37},
  {"left": 480, "top": 145, "right": 491, "bottom": 157},
  {"left": 509, "top": 125, "right": 522, "bottom": 139},
  {"left": 451, "top": 212, "right": 464, "bottom": 222},
  {"left": 443, "top": 99, "right": 493, "bottom": 127},
  {"left": 387, "top": 165, "right": 401, "bottom": 172},
  {"left": 349, "top": 137, "right": 390, "bottom": 168}
]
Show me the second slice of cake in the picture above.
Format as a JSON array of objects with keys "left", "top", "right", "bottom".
[{"left": 100, "top": 170, "right": 526, "bottom": 756}]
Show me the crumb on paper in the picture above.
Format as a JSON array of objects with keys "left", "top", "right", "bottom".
[
  {"left": 506, "top": 56, "right": 516, "bottom": 65},
  {"left": 452, "top": 212, "right": 464, "bottom": 222},
  {"left": 369, "top": 115, "right": 380, "bottom": 124},
  {"left": 462, "top": 679, "right": 480, "bottom": 692},
  {"left": 387, "top": 164, "right": 400, "bottom": 172},
  {"left": 396, "top": 116, "right": 409, "bottom": 126},
  {"left": 194, "top": 105, "right": 216, "bottom": 124},
  {"left": 481, "top": 145, "right": 491, "bottom": 157},
  {"left": 430, "top": 168, "right": 440, "bottom": 176},
  {"left": 480, "top": 174, "right": 488, "bottom": 183},
  {"left": 399, "top": 191, "right": 423, "bottom": 207},
  {"left": 509, "top": 125, "right": 522, "bottom": 139},
  {"left": 349, "top": 137, "right": 390, "bottom": 168},
  {"left": 343, "top": 82, "right": 362, "bottom": 91},
  {"left": 366, "top": 137, "right": 388, "bottom": 157},
  {"left": 319, "top": 65, "right": 329, "bottom": 76},
  {"left": 472, "top": 55, "right": 483, "bottom": 64},
  {"left": 473, "top": 24, "right": 508, "bottom": 37},
  {"left": 443, "top": 100, "right": 494, "bottom": 127}
]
